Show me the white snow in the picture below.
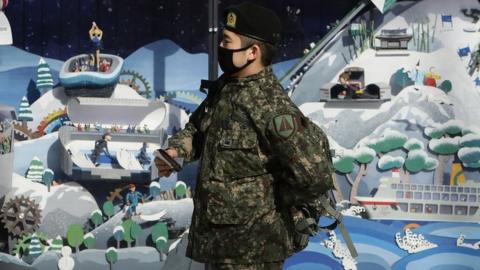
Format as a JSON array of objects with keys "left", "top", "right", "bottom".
[
  {"left": 378, "top": 155, "right": 405, "bottom": 169},
  {"left": 5, "top": 173, "right": 99, "bottom": 237},
  {"left": 354, "top": 147, "right": 376, "bottom": 159},
  {"left": 404, "top": 138, "right": 424, "bottom": 150},
  {"left": 113, "top": 226, "right": 124, "bottom": 234},
  {"left": 408, "top": 149, "right": 428, "bottom": 160},
  {"left": 460, "top": 133, "right": 480, "bottom": 146},
  {"left": 428, "top": 136, "right": 460, "bottom": 150}
]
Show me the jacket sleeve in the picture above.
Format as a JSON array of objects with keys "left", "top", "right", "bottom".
[{"left": 167, "top": 101, "right": 206, "bottom": 164}]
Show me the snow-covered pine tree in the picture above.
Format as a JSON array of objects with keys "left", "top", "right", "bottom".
[
  {"left": 28, "top": 233, "right": 43, "bottom": 259},
  {"left": 18, "top": 96, "right": 33, "bottom": 128},
  {"left": 50, "top": 236, "right": 64, "bottom": 253},
  {"left": 36, "top": 57, "right": 54, "bottom": 94},
  {"left": 26, "top": 156, "right": 44, "bottom": 182}
]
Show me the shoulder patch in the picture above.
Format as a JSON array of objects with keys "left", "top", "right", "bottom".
[{"left": 273, "top": 114, "right": 297, "bottom": 139}]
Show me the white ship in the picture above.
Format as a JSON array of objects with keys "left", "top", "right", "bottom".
[{"left": 355, "top": 177, "right": 480, "bottom": 223}]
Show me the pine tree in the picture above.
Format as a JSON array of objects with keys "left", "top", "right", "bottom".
[
  {"left": 28, "top": 233, "right": 42, "bottom": 259},
  {"left": 36, "top": 57, "right": 54, "bottom": 94},
  {"left": 50, "top": 236, "right": 63, "bottom": 253},
  {"left": 26, "top": 156, "right": 44, "bottom": 182},
  {"left": 18, "top": 96, "right": 33, "bottom": 128}
]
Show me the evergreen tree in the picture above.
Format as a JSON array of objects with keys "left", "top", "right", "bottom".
[
  {"left": 36, "top": 57, "right": 54, "bottom": 94},
  {"left": 18, "top": 96, "right": 33, "bottom": 128},
  {"left": 28, "top": 233, "right": 42, "bottom": 259},
  {"left": 26, "top": 156, "right": 44, "bottom": 182},
  {"left": 50, "top": 236, "right": 63, "bottom": 253}
]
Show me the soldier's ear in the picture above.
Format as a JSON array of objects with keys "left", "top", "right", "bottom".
[{"left": 248, "top": 44, "right": 261, "bottom": 61}]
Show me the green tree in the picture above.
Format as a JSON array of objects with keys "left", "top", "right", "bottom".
[
  {"left": 333, "top": 150, "right": 355, "bottom": 202},
  {"left": 102, "top": 201, "right": 115, "bottom": 219},
  {"left": 90, "top": 209, "right": 103, "bottom": 229},
  {"left": 36, "top": 57, "right": 54, "bottom": 94},
  {"left": 42, "top": 169, "right": 54, "bottom": 192},
  {"left": 152, "top": 222, "right": 169, "bottom": 261},
  {"left": 350, "top": 147, "right": 376, "bottom": 204},
  {"left": 113, "top": 226, "right": 124, "bottom": 249},
  {"left": 367, "top": 130, "right": 408, "bottom": 157},
  {"left": 67, "top": 224, "right": 84, "bottom": 253},
  {"left": 438, "top": 80, "right": 452, "bottom": 94},
  {"left": 83, "top": 233, "right": 96, "bottom": 249},
  {"left": 25, "top": 156, "right": 44, "bottom": 182},
  {"left": 149, "top": 182, "right": 161, "bottom": 200},
  {"left": 27, "top": 233, "right": 42, "bottom": 259},
  {"left": 18, "top": 96, "right": 33, "bottom": 128},
  {"left": 155, "top": 236, "right": 168, "bottom": 261},
  {"left": 425, "top": 120, "right": 463, "bottom": 185},
  {"left": 50, "top": 236, "right": 63, "bottom": 253},
  {"left": 122, "top": 219, "right": 142, "bottom": 247},
  {"left": 175, "top": 181, "right": 187, "bottom": 199},
  {"left": 105, "top": 247, "right": 118, "bottom": 270}
]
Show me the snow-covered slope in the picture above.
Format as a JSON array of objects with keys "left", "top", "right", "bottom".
[{"left": 5, "top": 173, "right": 99, "bottom": 237}]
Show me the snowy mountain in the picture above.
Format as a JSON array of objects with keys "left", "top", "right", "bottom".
[
  {"left": 291, "top": 0, "right": 480, "bottom": 197},
  {"left": 5, "top": 173, "right": 99, "bottom": 238}
]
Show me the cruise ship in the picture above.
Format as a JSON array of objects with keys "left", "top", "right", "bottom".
[{"left": 355, "top": 177, "right": 480, "bottom": 223}]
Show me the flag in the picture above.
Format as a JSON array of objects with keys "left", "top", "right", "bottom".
[
  {"left": 441, "top": 15, "right": 452, "bottom": 23},
  {"left": 458, "top": 47, "right": 471, "bottom": 57}
]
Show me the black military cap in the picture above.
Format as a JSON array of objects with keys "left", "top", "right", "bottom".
[{"left": 223, "top": 2, "right": 282, "bottom": 45}]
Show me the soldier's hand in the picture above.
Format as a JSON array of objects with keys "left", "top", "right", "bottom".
[{"left": 154, "top": 148, "right": 178, "bottom": 177}]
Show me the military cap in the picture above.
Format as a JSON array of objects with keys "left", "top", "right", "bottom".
[{"left": 223, "top": 2, "right": 282, "bottom": 45}]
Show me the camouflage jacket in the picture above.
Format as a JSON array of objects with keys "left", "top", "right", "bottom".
[{"left": 167, "top": 67, "right": 334, "bottom": 264}]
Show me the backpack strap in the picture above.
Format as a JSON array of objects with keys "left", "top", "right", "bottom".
[{"left": 318, "top": 195, "right": 358, "bottom": 258}]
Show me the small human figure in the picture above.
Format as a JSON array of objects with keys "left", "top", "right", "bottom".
[
  {"left": 143, "top": 124, "right": 150, "bottom": 134},
  {"left": 89, "top": 22, "right": 103, "bottom": 71},
  {"left": 77, "top": 123, "right": 83, "bottom": 132},
  {"left": 124, "top": 184, "right": 144, "bottom": 219},
  {"left": 137, "top": 142, "right": 151, "bottom": 167},
  {"left": 58, "top": 246, "right": 75, "bottom": 270},
  {"left": 91, "top": 133, "right": 112, "bottom": 167},
  {"left": 99, "top": 58, "right": 111, "bottom": 72}
]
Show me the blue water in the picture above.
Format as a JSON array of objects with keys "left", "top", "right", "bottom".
[{"left": 284, "top": 217, "right": 480, "bottom": 270}]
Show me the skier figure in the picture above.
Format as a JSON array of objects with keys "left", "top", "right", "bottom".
[
  {"left": 137, "top": 142, "right": 151, "bottom": 167},
  {"left": 124, "top": 184, "right": 144, "bottom": 219},
  {"left": 91, "top": 133, "right": 112, "bottom": 167}
]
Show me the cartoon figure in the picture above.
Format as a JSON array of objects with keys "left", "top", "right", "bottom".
[
  {"left": 124, "top": 184, "right": 144, "bottom": 219},
  {"left": 424, "top": 66, "right": 441, "bottom": 87},
  {"left": 91, "top": 133, "right": 112, "bottom": 167},
  {"left": 88, "top": 22, "right": 103, "bottom": 71},
  {"left": 99, "top": 58, "right": 111, "bottom": 72},
  {"left": 137, "top": 142, "right": 151, "bottom": 167}
]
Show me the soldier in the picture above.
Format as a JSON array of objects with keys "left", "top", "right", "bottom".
[{"left": 155, "top": 2, "right": 335, "bottom": 270}]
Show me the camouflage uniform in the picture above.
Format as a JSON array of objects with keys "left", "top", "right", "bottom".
[{"left": 167, "top": 66, "right": 334, "bottom": 265}]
